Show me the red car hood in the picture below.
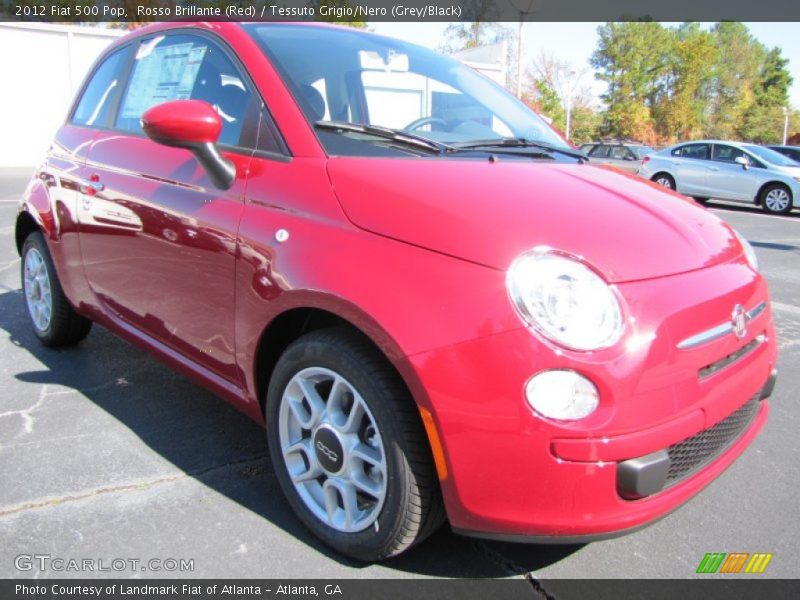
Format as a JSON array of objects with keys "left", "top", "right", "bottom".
[{"left": 326, "top": 158, "right": 740, "bottom": 283}]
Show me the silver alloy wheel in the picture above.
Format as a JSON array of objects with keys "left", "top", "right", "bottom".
[
  {"left": 765, "top": 188, "right": 790, "bottom": 212},
  {"left": 655, "top": 176, "right": 673, "bottom": 189},
  {"left": 23, "top": 247, "right": 52, "bottom": 332},
  {"left": 278, "top": 366, "right": 387, "bottom": 533}
]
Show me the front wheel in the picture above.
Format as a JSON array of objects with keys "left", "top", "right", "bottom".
[
  {"left": 266, "top": 328, "right": 444, "bottom": 561},
  {"left": 760, "top": 184, "right": 792, "bottom": 215},
  {"left": 21, "top": 232, "right": 92, "bottom": 346}
]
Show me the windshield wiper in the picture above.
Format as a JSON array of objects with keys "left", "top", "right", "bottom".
[
  {"left": 315, "top": 121, "right": 451, "bottom": 154},
  {"left": 450, "top": 138, "right": 587, "bottom": 161}
]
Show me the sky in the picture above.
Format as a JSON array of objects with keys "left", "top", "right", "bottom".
[{"left": 369, "top": 22, "right": 800, "bottom": 109}]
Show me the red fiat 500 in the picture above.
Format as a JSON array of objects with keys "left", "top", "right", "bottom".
[{"left": 16, "top": 22, "right": 777, "bottom": 561}]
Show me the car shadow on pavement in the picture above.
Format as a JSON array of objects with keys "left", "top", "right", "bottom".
[
  {"left": 708, "top": 200, "right": 797, "bottom": 218},
  {"left": 0, "top": 289, "right": 581, "bottom": 577},
  {"left": 750, "top": 241, "right": 800, "bottom": 252}
]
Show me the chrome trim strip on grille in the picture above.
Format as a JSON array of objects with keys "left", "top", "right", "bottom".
[
  {"left": 677, "top": 301, "right": 768, "bottom": 350},
  {"left": 698, "top": 334, "right": 765, "bottom": 380}
]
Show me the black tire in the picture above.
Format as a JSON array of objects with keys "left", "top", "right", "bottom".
[
  {"left": 20, "top": 232, "right": 92, "bottom": 346},
  {"left": 693, "top": 197, "right": 709, "bottom": 205},
  {"left": 266, "top": 327, "right": 444, "bottom": 561},
  {"left": 652, "top": 173, "right": 675, "bottom": 190},
  {"left": 759, "top": 183, "right": 792, "bottom": 215}
]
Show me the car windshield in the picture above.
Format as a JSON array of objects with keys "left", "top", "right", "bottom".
[
  {"left": 744, "top": 144, "right": 799, "bottom": 166},
  {"left": 245, "top": 24, "right": 569, "bottom": 153}
]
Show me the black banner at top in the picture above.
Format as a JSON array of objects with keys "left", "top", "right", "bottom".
[{"left": 1, "top": 0, "right": 800, "bottom": 23}]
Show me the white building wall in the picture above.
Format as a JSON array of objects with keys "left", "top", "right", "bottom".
[{"left": 0, "top": 23, "right": 122, "bottom": 167}]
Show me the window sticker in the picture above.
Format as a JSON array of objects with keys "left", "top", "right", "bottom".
[{"left": 119, "top": 42, "right": 207, "bottom": 121}]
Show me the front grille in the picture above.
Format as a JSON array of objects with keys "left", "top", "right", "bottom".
[
  {"left": 698, "top": 334, "right": 765, "bottom": 380},
  {"left": 665, "top": 396, "right": 761, "bottom": 486}
]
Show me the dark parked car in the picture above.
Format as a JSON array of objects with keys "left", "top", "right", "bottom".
[{"left": 767, "top": 145, "right": 800, "bottom": 163}]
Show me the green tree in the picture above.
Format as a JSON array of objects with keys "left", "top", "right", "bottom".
[
  {"left": 590, "top": 21, "right": 793, "bottom": 144},
  {"left": 522, "top": 78, "right": 599, "bottom": 144},
  {"left": 567, "top": 106, "right": 602, "bottom": 145},
  {"left": 438, "top": 1, "right": 504, "bottom": 53},
  {"left": 740, "top": 105, "right": 787, "bottom": 143},
  {"left": 740, "top": 47, "right": 793, "bottom": 142},
  {"left": 525, "top": 78, "right": 565, "bottom": 127},
  {"left": 705, "top": 22, "right": 765, "bottom": 139},
  {"left": 591, "top": 22, "right": 674, "bottom": 142},
  {"left": 654, "top": 23, "right": 716, "bottom": 142},
  {"left": 755, "top": 47, "right": 793, "bottom": 107}
]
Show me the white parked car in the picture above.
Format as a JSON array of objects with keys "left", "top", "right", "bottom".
[{"left": 637, "top": 140, "right": 800, "bottom": 215}]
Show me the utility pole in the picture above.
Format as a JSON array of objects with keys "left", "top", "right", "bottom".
[
  {"left": 564, "top": 70, "right": 577, "bottom": 141},
  {"left": 783, "top": 106, "right": 790, "bottom": 145},
  {"left": 516, "top": 18, "right": 523, "bottom": 98},
  {"left": 511, "top": 0, "right": 539, "bottom": 99}
]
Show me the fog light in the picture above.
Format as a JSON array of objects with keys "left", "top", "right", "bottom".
[{"left": 525, "top": 370, "right": 599, "bottom": 420}]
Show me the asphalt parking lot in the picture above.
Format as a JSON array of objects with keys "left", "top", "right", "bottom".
[{"left": 0, "top": 168, "right": 798, "bottom": 583}]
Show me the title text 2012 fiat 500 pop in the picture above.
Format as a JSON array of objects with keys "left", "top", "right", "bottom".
[{"left": 16, "top": 22, "right": 778, "bottom": 561}]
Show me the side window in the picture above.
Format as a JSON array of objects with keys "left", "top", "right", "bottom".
[
  {"left": 609, "top": 146, "right": 633, "bottom": 160},
  {"left": 712, "top": 145, "right": 746, "bottom": 163},
  {"left": 72, "top": 47, "right": 129, "bottom": 128},
  {"left": 681, "top": 144, "right": 710, "bottom": 160},
  {"left": 116, "top": 35, "right": 254, "bottom": 147},
  {"left": 589, "top": 145, "right": 610, "bottom": 158}
]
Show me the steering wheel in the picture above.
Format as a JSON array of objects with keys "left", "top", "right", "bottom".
[{"left": 403, "top": 116, "right": 448, "bottom": 132}]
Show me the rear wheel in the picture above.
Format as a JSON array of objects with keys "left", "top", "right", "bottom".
[
  {"left": 760, "top": 184, "right": 792, "bottom": 215},
  {"left": 266, "top": 328, "right": 444, "bottom": 561},
  {"left": 21, "top": 232, "right": 92, "bottom": 346},
  {"left": 652, "top": 173, "right": 675, "bottom": 190}
]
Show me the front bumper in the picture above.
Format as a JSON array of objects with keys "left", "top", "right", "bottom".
[{"left": 402, "top": 261, "right": 777, "bottom": 540}]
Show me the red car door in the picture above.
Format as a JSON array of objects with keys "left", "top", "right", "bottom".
[
  {"left": 35, "top": 45, "right": 136, "bottom": 311},
  {"left": 78, "top": 32, "right": 256, "bottom": 383}
]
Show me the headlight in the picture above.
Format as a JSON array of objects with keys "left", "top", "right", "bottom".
[
  {"left": 733, "top": 229, "right": 759, "bottom": 271},
  {"left": 507, "top": 249, "right": 624, "bottom": 351}
]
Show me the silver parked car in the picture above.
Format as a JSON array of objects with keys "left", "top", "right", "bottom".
[
  {"left": 580, "top": 140, "right": 654, "bottom": 173},
  {"left": 637, "top": 140, "right": 800, "bottom": 215}
]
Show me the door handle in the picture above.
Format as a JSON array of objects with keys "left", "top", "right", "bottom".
[
  {"left": 707, "top": 167, "right": 719, "bottom": 172},
  {"left": 78, "top": 177, "right": 105, "bottom": 196}
]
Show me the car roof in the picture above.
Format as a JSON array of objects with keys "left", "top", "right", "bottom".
[
  {"left": 673, "top": 140, "right": 756, "bottom": 146},
  {"left": 108, "top": 20, "right": 356, "bottom": 52},
  {"left": 589, "top": 140, "right": 648, "bottom": 146}
]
